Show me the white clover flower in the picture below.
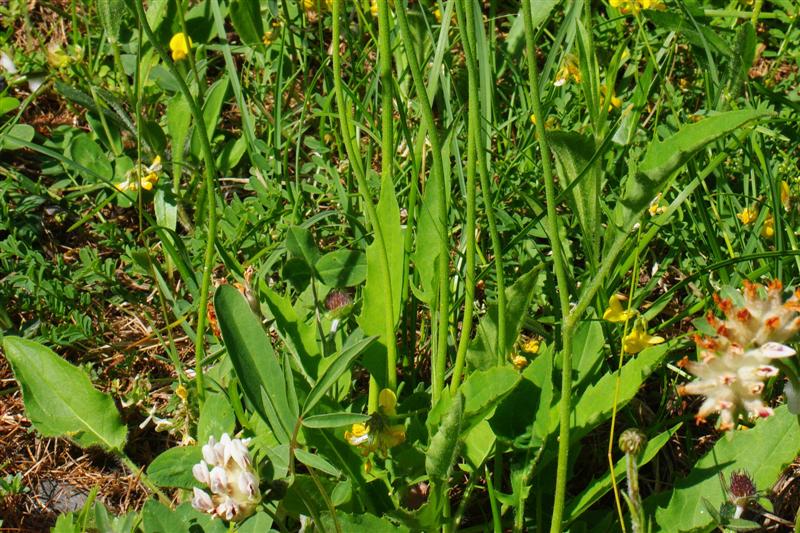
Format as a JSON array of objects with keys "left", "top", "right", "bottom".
[
  {"left": 679, "top": 280, "right": 800, "bottom": 430},
  {"left": 192, "top": 433, "right": 261, "bottom": 521}
]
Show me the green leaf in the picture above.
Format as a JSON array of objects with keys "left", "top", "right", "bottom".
[
  {"left": 97, "top": 0, "right": 124, "bottom": 42},
  {"left": 215, "top": 284, "right": 296, "bottom": 443},
  {"left": 295, "top": 448, "right": 342, "bottom": 477},
  {"left": 302, "top": 412, "right": 370, "bottom": 428},
  {"left": 652, "top": 406, "right": 800, "bottom": 532},
  {"left": 190, "top": 77, "right": 229, "bottom": 153},
  {"left": 302, "top": 334, "right": 376, "bottom": 416},
  {"left": 549, "top": 129, "right": 597, "bottom": 247},
  {"left": 462, "top": 366, "right": 521, "bottom": 424},
  {"left": 315, "top": 249, "right": 367, "bottom": 288},
  {"left": 197, "top": 391, "right": 235, "bottom": 444},
  {"left": 229, "top": 0, "right": 264, "bottom": 48},
  {"left": 320, "top": 511, "right": 409, "bottom": 533},
  {"left": 570, "top": 343, "right": 671, "bottom": 439},
  {"left": 620, "top": 109, "right": 768, "bottom": 225},
  {"left": 141, "top": 501, "right": 226, "bottom": 533},
  {"left": 69, "top": 134, "right": 112, "bottom": 182},
  {"left": 237, "top": 511, "right": 274, "bottom": 533},
  {"left": 572, "top": 321, "right": 605, "bottom": 393},
  {"left": 565, "top": 424, "right": 680, "bottom": 523},
  {"left": 2, "top": 124, "right": 35, "bottom": 150},
  {"left": 286, "top": 226, "right": 321, "bottom": 269},
  {"left": 426, "top": 392, "right": 464, "bottom": 482},
  {"left": 146, "top": 446, "right": 202, "bottom": 489},
  {"left": 262, "top": 286, "right": 319, "bottom": 382},
  {"left": 2, "top": 337, "right": 127, "bottom": 451},
  {"left": 0, "top": 96, "right": 20, "bottom": 116},
  {"left": 467, "top": 266, "right": 542, "bottom": 370}
]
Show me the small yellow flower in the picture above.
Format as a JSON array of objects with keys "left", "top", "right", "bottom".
[
  {"left": 554, "top": 55, "right": 581, "bottom": 87},
  {"left": 603, "top": 294, "right": 636, "bottom": 323},
  {"left": 781, "top": 181, "right": 791, "bottom": 211},
  {"left": 623, "top": 322, "right": 665, "bottom": 354},
  {"left": 737, "top": 207, "right": 758, "bottom": 225},
  {"left": 530, "top": 113, "right": 537, "bottom": 125},
  {"left": 649, "top": 193, "right": 666, "bottom": 216},
  {"left": 176, "top": 383, "right": 188, "bottom": 401},
  {"left": 512, "top": 355, "right": 529, "bottom": 370},
  {"left": 370, "top": 0, "right": 378, "bottom": 17},
  {"left": 345, "top": 389, "right": 405, "bottom": 457},
  {"left": 433, "top": 8, "right": 442, "bottom": 22},
  {"left": 169, "top": 33, "right": 192, "bottom": 61},
  {"left": 522, "top": 338, "right": 540, "bottom": 354},
  {"left": 761, "top": 214, "right": 775, "bottom": 239}
]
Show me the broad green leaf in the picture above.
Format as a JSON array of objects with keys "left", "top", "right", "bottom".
[
  {"left": 320, "top": 511, "right": 410, "bottom": 533},
  {"left": 197, "top": 391, "right": 235, "bottom": 444},
  {"left": 2, "top": 124, "right": 35, "bottom": 150},
  {"left": 315, "top": 249, "right": 367, "bottom": 287},
  {"left": 97, "top": 0, "right": 124, "bottom": 42},
  {"left": 2, "top": 337, "right": 127, "bottom": 451},
  {"left": 215, "top": 284, "right": 296, "bottom": 443},
  {"left": 462, "top": 366, "right": 521, "bottom": 425},
  {"left": 490, "top": 344, "right": 554, "bottom": 447},
  {"left": 286, "top": 226, "right": 321, "bottom": 269},
  {"left": 463, "top": 419, "right": 496, "bottom": 468},
  {"left": 141, "top": 501, "right": 226, "bottom": 533},
  {"left": 282, "top": 474, "right": 339, "bottom": 517},
  {"left": 549, "top": 131, "right": 597, "bottom": 243},
  {"left": 237, "top": 511, "right": 274, "bottom": 533},
  {"left": 229, "top": 0, "right": 264, "bottom": 48},
  {"left": 167, "top": 93, "right": 191, "bottom": 164},
  {"left": 357, "top": 171, "right": 404, "bottom": 385},
  {"left": 69, "top": 134, "right": 112, "bottom": 182},
  {"left": 302, "top": 412, "right": 370, "bottom": 428},
  {"left": 146, "top": 446, "right": 202, "bottom": 489},
  {"left": 569, "top": 343, "right": 671, "bottom": 439},
  {"left": 190, "top": 77, "right": 229, "bottom": 152},
  {"left": 645, "top": 10, "right": 732, "bottom": 56},
  {"left": 302, "top": 334, "right": 376, "bottom": 416},
  {"left": 652, "top": 406, "right": 800, "bottom": 532},
  {"left": 565, "top": 424, "right": 681, "bottom": 524},
  {"left": 620, "top": 109, "right": 768, "bottom": 225},
  {"left": 263, "top": 286, "right": 319, "bottom": 382},
  {"left": 466, "top": 266, "right": 542, "bottom": 370},
  {"left": 572, "top": 321, "right": 605, "bottom": 393},
  {"left": 426, "top": 392, "right": 464, "bottom": 482},
  {"left": 0, "top": 96, "right": 20, "bottom": 116}
]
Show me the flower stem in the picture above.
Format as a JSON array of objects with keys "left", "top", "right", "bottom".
[
  {"left": 520, "top": 1, "right": 573, "bottom": 530},
  {"left": 134, "top": 0, "right": 218, "bottom": 403},
  {"left": 332, "top": 0, "right": 398, "bottom": 409}
]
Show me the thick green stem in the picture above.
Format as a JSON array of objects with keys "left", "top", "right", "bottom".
[
  {"left": 135, "top": 0, "right": 217, "bottom": 402},
  {"left": 456, "top": 0, "right": 506, "bottom": 366},
  {"left": 377, "top": 0, "right": 397, "bottom": 391},
  {"left": 332, "top": 0, "right": 398, "bottom": 410},
  {"left": 520, "top": 1, "right": 573, "bottom": 530},
  {"left": 394, "top": 2, "right": 450, "bottom": 402}
]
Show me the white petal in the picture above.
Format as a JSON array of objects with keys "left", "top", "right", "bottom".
[
  {"left": 27, "top": 76, "right": 44, "bottom": 92},
  {"left": 191, "top": 488, "right": 214, "bottom": 513},
  {"left": 192, "top": 461, "right": 210, "bottom": 485},
  {"left": 1, "top": 53, "right": 17, "bottom": 74},
  {"left": 209, "top": 466, "right": 228, "bottom": 495},
  {"left": 755, "top": 342, "right": 795, "bottom": 359},
  {"left": 216, "top": 499, "right": 237, "bottom": 521}
]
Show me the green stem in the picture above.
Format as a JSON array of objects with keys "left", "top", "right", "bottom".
[
  {"left": 520, "top": 1, "right": 573, "bottom": 531},
  {"left": 394, "top": 1, "right": 450, "bottom": 402},
  {"left": 134, "top": 0, "right": 219, "bottom": 402},
  {"left": 332, "top": 0, "right": 398, "bottom": 410},
  {"left": 456, "top": 0, "right": 506, "bottom": 366},
  {"left": 119, "top": 453, "right": 171, "bottom": 505},
  {"left": 377, "top": 0, "right": 397, "bottom": 391}
]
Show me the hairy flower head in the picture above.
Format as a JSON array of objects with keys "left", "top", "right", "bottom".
[{"left": 679, "top": 280, "right": 800, "bottom": 429}]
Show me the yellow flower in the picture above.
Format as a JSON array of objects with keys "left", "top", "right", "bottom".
[
  {"left": 737, "top": 206, "right": 758, "bottom": 225},
  {"left": 522, "top": 338, "right": 540, "bottom": 354},
  {"left": 117, "top": 156, "right": 161, "bottom": 194},
  {"left": 554, "top": 55, "right": 581, "bottom": 87},
  {"left": 169, "top": 33, "right": 192, "bottom": 61},
  {"left": 370, "top": 0, "right": 378, "bottom": 17},
  {"left": 530, "top": 113, "right": 537, "bottom": 125},
  {"left": 603, "top": 294, "right": 636, "bottom": 323},
  {"left": 345, "top": 389, "right": 405, "bottom": 457},
  {"left": 176, "top": 383, "right": 188, "bottom": 401},
  {"left": 623, "top": 322, "right": 665, "bottom": 354},
  {"left": 761, "top": 214, "right": 775, "bottom": 239},
  {"left": 433, "top": 8, "right": 442, "bottom": 22},
  {"left": 649, "top": 193, "right": 666, "bottom": 216},
  {"left": 781, "top": 181, "right": 791, "bottom": 211},
  {"left": 512, "top": 355, "right": 529, "bottom": 370}
]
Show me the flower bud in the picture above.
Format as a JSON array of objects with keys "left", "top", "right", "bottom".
[{"left": 618, "top": 428, "right": 647, "bottom": 456}]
